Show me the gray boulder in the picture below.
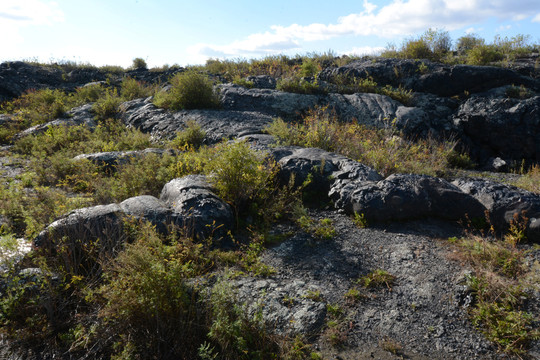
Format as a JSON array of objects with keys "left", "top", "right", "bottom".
[
  {"left": 271, "top": 147, "right": 382, "bottom": 201},
  {"left": 452, "top": 178, "right": 540, "bottom": 241},
  {"left": 160, "top": 175, "right": 234, "bottom": 239},
  {"left": 14, "top": 104, "right": 96, "bottom": 140},
  {"left": 453, "top": 93, "right": 540, "bottom": 163},
  {"left": 33, "top": 204, "right": 126, "bottom": 267},
  {"left": 332, "top": 174, "right": 485, "bottom": 222},
  {"left": 119, "top": 195, "right": 176, "bottom": 234}
]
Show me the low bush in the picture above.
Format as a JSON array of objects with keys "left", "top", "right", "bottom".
[
  {"left": 276, "top": 77, "right": 326, "bottom": 95},
  {"left": 130, "top": 57, "right": 147, "bottom": 70},
  {"left": 169, "top": 120, "right": 206, "bottom": 150},
  {"left": 466, "top": 45, "right": 504, "bottom": 65},
  {"left": 153, "top": 70, "right": 220, "bottom": 110},
  {"left": 327, "top": 75, "right": 413, "bottom": 105}
]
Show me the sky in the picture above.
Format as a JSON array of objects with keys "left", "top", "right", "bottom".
[{"left": 1, "top": 0, "right": 539, "bottom": 68}]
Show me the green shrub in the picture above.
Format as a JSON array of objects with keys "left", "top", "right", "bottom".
[
  {"left": 92, "top": 88, "right": 122, "bottom": 120},
  {"left": 131, "top": 57, "right": 147, "bottom": 70},
  {"left": 276, "top": 77, "right": 326, "bottom": 95},
  {"left": 456, "top": 34, "right": 485, "bottom": 54},
  {"left": 505, "top": 84, "right": 534, "bottom": 99},
  {"left": 467, "top": 45, "right": 504, "bottom": 65},
  {"left": 120, "top": 77, "right": 155, "bottom": 101},
  {"left": 98, "top": 222, "right": 211, "bottom": 359},
  {"left": 204, "top": 141, "right": 278, "bottom": 214},
  {"left": 2, "top": 88, "right": 69, "bottom": 127},
  {"left": 153, "top": 70, "right": 220, "bottom": 110},
  {"left": 232, "top": 76, "right": 255, "bottom": 88},
  {"left": 358, "top": 269, "right": 395, "bottom": 289},
  {"left": 170, "top": 120, "right": 206, "bottom": 149}
]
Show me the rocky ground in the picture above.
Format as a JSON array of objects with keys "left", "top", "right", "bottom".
[{"left": 1, "top": 57, "right": 539, "bottom": 359}]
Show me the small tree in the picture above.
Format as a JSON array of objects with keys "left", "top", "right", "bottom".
[{"left": 131, "top": 57, "right": 148, "bottom": 70}]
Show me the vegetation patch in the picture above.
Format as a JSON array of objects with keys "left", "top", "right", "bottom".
[
  {"left": 266, "top": 106, "right": 471, "bottom": 177},
  {"left": 153, "top": 70, "right": 220, "bottom": 110},
  {"left": 450, "top": 224, "right": 540, "bottom": 355}
]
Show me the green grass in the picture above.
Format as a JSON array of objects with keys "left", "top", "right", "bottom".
[
  {"left": 358, "top": 269, "right": 396, "bottom": 290},
  {"left": 451, "top": 229, "right": 540, "bottom": 355}
]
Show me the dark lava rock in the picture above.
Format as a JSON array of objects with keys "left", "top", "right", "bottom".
[
  {"left": 160, "top": 175, "right": 234, "bottom": 239},
  {"left": 120, "top": 97, "right": 273, "bottom": 142},
  {"left": 332, "top": 174, "right": 485, "bottom": 222},
  {"left": 34, "top": 203, "right": 126, "bottom": 256},
  {"left": 453, "top": 93, "right": 540, "bottom": 163},
  {"left": 319, "top": 58, "right": 538, "bottom": 97},
  {"left": 245, "top": 75, "right": 277, "bottom": 89},
  {"left": 452, "top": 177, "right": 540, "bottom": 241}
]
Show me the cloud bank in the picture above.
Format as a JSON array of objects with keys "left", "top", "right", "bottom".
[
  {"left": 189, "top": 0, "right": 540, "bottom": 62},
  {"left": 1, "top": 0, "right": 64, "bottom": 52}
]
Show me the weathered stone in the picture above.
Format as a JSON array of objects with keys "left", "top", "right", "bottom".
[
  {"left": 14, "top": 104, "right": 96, "bottom": 140},
  {"left": 319, "top": 58, "right": 538, "bottom": 97},
  {"left": 453, "top": 93, "right": 540, "bottom": 163},
  {"left": 119, "top": 195, "right": 175, "bottom": 234},
  {"left": 219, "top": 84, "right": 319, "bottom": 118},
  {"left": 33, "top": 204, "right": 126, "bottom": 258},
  {"left": 452, "top": 177, "right": 540, "bottom": 241},
  {"left": 333, "top": 174, "right": 485, "bottom": 222},
  {"left": 245, "top": 75, "right": 277, "bottom": 89},
  {"left": 160, "top": 175, "right": 234, "bottom": 239},
  {"left": 120, "top": 97, "right": 273, "bottom": 142}
]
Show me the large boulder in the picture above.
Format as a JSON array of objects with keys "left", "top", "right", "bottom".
[
  {"left": 331, "top": 174, "right": 485, "bottom": 222},
  {"left": 160, "top": 175, "right": 234, "bottom": 239},
  {"left": 453, "top": 92, "right": 540, "bottom": 163},
  {"left": 452, "top": 177, "right": 540, "bottom": 241},
  {"left": 33, "top": 204, "right": 126, "bottom": 268},
  {"left": 34, "top": 176, "right": 235, "bottom": 261},
  {"left": 270, "top": 147, "right": 382, "bottom": 201}
]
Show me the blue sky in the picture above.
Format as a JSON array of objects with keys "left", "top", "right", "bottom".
[{"left": 1, "top": 0, "right": 539, "bottom": 68}]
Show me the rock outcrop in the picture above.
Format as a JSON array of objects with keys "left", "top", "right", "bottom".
[{"left": 34, "top": 175, "right": 234, "bottom": 253}]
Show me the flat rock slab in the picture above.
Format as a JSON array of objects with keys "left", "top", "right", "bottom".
[
  {"left": 120, "top": 97, "right": 274, "bottom": 142},
  {"left": 260, "top": 211, "right": 509, "bottom": 359}
]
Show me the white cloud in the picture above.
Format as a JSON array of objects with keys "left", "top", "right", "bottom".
[
  {"left": 345, "top": 46, "right": 386, "bottom": 56},
  {"left": 0, "top": 0, "right": 63, "bottom": 25},
  {"left": 533, "top": 13, "right": 540, "bottom": 23},
  {"left": 189, "top": 0, "right": 540, "bottom": 63},
  {"left": 0, "top": 0, "right": 64, "bottom": 54}
]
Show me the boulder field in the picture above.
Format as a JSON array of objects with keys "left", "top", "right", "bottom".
[{"left": 1, "top": 58, "right": 539, "bottom": 359}]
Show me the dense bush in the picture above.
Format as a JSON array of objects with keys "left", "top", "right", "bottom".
[{"left": 153, "top": 70, "right": 220, "bottom": 110}]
